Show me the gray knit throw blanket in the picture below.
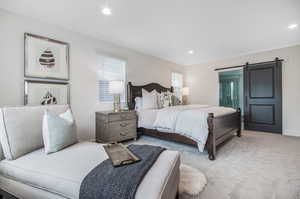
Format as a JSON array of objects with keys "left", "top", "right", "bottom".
[{"left": 79, "top": 144, "right": 166, "bottom": 199}]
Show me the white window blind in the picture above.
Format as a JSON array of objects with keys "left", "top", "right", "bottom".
[
  {"left": 172, "top": 72, "right": 183, "bottom": 100},
  {"left": 98, "top": 56, "right": 126, "bottom": 102}
]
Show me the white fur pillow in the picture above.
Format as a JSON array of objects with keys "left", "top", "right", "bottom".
[
  {"left": 142, "top": 89, "right": 158, "bottom": 109},
  {"left": 179, "top": 164, "right": 207, "bottom": 196}
]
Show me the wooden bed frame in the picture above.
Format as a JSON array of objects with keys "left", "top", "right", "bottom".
[
  {"left": 127, "top": 82, "right": 241, "bottom": 160},
  {"left": 0, "top": 189, "right": 17, "bottom": 199}
]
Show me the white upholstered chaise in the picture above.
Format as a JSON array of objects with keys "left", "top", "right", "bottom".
[{"left": 0, "top": 105, "right": 180, "bottom": 199}]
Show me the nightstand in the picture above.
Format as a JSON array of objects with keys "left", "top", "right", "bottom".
[{"left": 95, "top": 110, "right": 137, "bottom": 143}]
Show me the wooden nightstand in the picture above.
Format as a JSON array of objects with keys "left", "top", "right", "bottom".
[{"left": 95, "top": 110, "right": 137, "bottom": 143}]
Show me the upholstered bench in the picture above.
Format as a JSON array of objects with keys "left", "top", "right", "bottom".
[{"left": 179, "top": 164, "right": 207, "bottom": 199}]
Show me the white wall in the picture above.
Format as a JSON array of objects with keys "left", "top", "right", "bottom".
[
  {"left": 1, "top": 9, "right": 299, "bottom": 138},
  {"left": 186, "top": 45, "right": 300, "bottom": 137},
  {"left": 0, "top": 10, "right": 184, "bottom": 140}
]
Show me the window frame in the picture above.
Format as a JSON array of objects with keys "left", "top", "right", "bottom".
[
  {"left": 97, "top": 55, "right": 127, "bottom": 104},
  {"left": 171, "top": 72, "right": 184, "bottom": 101}
]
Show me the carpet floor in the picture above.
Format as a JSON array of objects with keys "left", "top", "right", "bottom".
[{"left": 132, "top": 131, "right": 300, "bottom": 199}]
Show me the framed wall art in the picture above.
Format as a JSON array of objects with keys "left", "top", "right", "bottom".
[
  {"left": 24, "top": 80, "right": 70, "bottom": 106},
  {"left": 24, "top": 33, "right": 69, "bottom": 80}
]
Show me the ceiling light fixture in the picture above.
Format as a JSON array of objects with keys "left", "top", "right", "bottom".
[
  {"left": 288, "top": 23, "right": 298, "bottom": 30},
  {"left": 102, "top": 7, "right": 112, "bottom": 16},
  {"left": 188, "top": 50, "right": 194, "bottom": 55}
]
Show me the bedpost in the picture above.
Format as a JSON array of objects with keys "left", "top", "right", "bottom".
[
  {"left": 207, "top": 113, "right": 216, "bottom": 161},
  {"left": 170, "top": 86, "right": 174, "bottom": 93},
  {"left": 127, "top": 82, "right": 133, "bottom": 110},
  {"left": 237, "top": 108, "right": 242, "bottom": 137}
]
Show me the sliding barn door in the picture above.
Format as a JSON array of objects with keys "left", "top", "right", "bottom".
[{"left": 244, "top": 60, "right": 282, "bottom": 133}]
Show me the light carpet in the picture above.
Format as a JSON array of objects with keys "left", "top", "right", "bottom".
[{"left": 131, "top": 131, "right": 300, "bottom": 199}]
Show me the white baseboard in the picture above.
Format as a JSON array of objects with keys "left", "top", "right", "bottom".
[{"left": 283, "top": 130, "right": 300, "bottom": 137}]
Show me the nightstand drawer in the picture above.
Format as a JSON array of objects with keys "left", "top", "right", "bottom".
[
  {"left": 108, "top": 131, "right": 136, "bottom": 142},
  {"left": 108, "top": 112, "right": 136, "bottom": 122},
  {"left": 106, "top": 120, "right": 136, "bottom": 138}
]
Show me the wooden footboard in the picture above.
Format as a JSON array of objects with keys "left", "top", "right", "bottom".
[
  {"left": 138, "top": 108, "right": 241, "bottom": 161},
  {"left": 0, "top": 189, "right": 18, "bottom": 199},
  {"left": 206, "top": 108, "right": 241, "bottom": 160}
]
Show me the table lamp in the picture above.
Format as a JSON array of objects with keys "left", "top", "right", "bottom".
[
  {"left": 109, "top": 80, "right": 124, "bottom": 112},
  {"left": 182, "top": 87, "right": 190, "bottom": 105}
]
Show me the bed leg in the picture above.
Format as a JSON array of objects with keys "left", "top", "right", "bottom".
[
  {"left": 209, "top": 153, "right": 216, "bottom": 161},
  {"left": 208, "top": 141, "right": 216, "bottom": 161},
  {"left": 237, "top": 129, "right": 242, "bottom": 137},
  {"left": 207, "top": 113, "right": 216, "bottom": 161},
  {"left": 237, "top": 108, "right": 242, "bottom": 137}
]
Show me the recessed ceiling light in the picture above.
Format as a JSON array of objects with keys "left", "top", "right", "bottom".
[
  {"left": 288, "top": 24, "right": 298, "bottom": 30},
  {"left": 102, "top": 7, "right": 112, "bottom": 16},
  {"left": 188, "top": 50, "right": 194, "bottom": 54}
]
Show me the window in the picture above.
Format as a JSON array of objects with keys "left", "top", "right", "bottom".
[
  {"left": 98, "top": 56, "right": 126, "bottom": 102},
  {"left": 171, "top": 72, "right": 183, "bottom": 100}
]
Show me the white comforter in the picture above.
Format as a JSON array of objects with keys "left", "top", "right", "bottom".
[{"left": 152, "top": 105, "right": 236, "bottom": 152}]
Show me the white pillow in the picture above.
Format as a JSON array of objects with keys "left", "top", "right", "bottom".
[
  {"left": 135, "top": 97, "right": 143, "bottom": 111},
  {"left": 43, "top": 109, "right": 78, "bottom": 154},
  {"left": 0, "top": 105, "right": 69, "bottom": 160},
  {"left": 142, "top": 89, "right": 158, "bottom": 109}
]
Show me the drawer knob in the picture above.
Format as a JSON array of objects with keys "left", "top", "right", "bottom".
[
  {"left": 120, "top": 132, "right": 127, "bottom": 136},
  {"left": 120, "top": 123, "right": 128, "bottom": 127}
]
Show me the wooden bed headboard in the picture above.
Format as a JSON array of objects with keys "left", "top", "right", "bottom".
[{"left": 127, "top": 82, "right": 173, "bottom": 110}]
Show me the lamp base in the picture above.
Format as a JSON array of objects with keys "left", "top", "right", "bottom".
[
  {"left": 182, "top": 96, "right": 189, "bottom": 105},
  {"left": 113, "top": 94, "right": 121, "bottom": 112}
]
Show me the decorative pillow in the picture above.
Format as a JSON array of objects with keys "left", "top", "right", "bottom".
[
  {"left": 158, "top": 91, "right": 173, "bottom": 108},
  {"left": 135, "top": 97, "right": 143, "bottom": 111},
  {"left": 0, "top": 105, "right": 69, "bottom": 160},
  {"left": 43, "top": 109, "right": 78, "bottom": 154},
  {"left": 172, "top": 95, "right": 182, "bottom": 106},
  {"left": 142, "top": 89, "right": 158, "bottom": 109}
]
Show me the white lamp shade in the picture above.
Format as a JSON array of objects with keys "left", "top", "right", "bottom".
[
  {"left": 182, "top": 87, "right": 190, "bottom": 96},
  {"left": 109, "top": 80, "right": 124, "bottom": 94}
]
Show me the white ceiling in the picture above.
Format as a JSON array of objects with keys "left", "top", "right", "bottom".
[{"left": 1, "top": 0, "right": 300, "bottom": 65}]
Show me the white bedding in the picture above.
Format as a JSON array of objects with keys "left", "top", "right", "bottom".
[
  {"left": 138, "top": 105, "right": 236, "bottom": 152},
  {"left": 137, "top": 109, "right": 159, "bottom": 129}
]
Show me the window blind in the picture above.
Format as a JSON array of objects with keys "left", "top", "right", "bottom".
[{"left": 98, "top": 56, "right": 126, "bottom": 102}]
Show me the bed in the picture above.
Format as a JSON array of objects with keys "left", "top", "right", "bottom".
[
  {"left": 127, "top": 82, "right": 242, "bottom": 160},
  {"left": 0, "top": 105, "right": 180, "bottom": 199}
]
